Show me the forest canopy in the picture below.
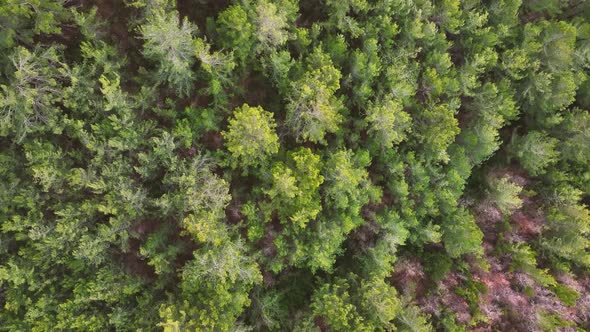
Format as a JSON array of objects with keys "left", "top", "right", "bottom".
[{"left": 1, "top": 0, "right": 590, "bottom": 331}]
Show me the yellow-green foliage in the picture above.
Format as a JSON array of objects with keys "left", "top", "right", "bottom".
[{"left": 0, "top": 0, "right": 589, "bottom": 331}]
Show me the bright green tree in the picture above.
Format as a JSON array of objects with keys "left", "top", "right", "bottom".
[
  {"left": 266, "top": 148, "right": 324, "bottom": 229},
  {"left": 366, "top": 97, "right": 412, "bottom": 149},
  {"left": 223, "top": 104, "right": 279, "bottom": 170}
]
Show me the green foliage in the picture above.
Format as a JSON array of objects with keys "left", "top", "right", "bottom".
[
  {"left": 2, "top": 0, "right": 590, "bottom": 331},
  {"left": 222, "top": 104, "right": 279, "bottom": 170},
  {"left": 552, "top": 283, "right": 581, "bottom": 307},
  {"left": 509, "top": 131, "right": 560, "bottom": 176},
  {"left": 0, "top": 0, "right": 68, "bottom": 50},
  {"left": 360, "top": 210, "right": 409, "bottom": 278},
  {"left": 194, "top": 38, "right": 236, "bottom": 106},
  {"left": 307, "top": 275, "right": 400, "bottom": 331},
  {"left": 286, "top": 48, "right": 344, "bottom": 143},
  {"left": 261, "top": 50, "right": 295, "bottom": 94},
  {"left": 537, "top": 310, "right": 575, "bottom": 331},
  {"left": 247, "top": 288, "right": 290, "bottom": 331},
  {"left": 140, "top": 225, "right": 186, "bottom": 275},
  {"left": 266, "top": 148, "right": 324, "bottom": 228},
  {"left": 396, "top": 296, "right": 434, "bottom": 332},
  {"left": 310, "top": 279, "right": 371, "bottom": 331},
  {"left": 350, "top": 38, "right": 382, "bottom": 104},
  {"left": 139, "top": 8, "right": 197, "bottom": 96},
  {"left": 540, "top": 21, "right": 578, "bottom": 72},
  {"left": 442, "top": 208, "right": 484, "bottom": 258},
  {"left": 439, "top": 312, "right": 468, "bottom": 332},
  {"left": 359, "top": 277, "right": 401, "bottom": 329},
  {"left": 486, "top": 176, "right": 523, "bottom": 215},
  {"left": 553, "top": 109, "right": 590, "bottom": 192},
  {"left": 254, "top": 0, "right": 291, "bottom": 52},
  {"left": 557, "top": 109, "right": 590, "bottom": 166},
  {"left": 159, "top": 154, "right": 231, "bottom": 224},
  {"left": 541, "top": 184, "right": 590, "bottom": 268},
  {"left": 412, "top": 103, "right": 460, "bottom": 163},
  {"left": 366, "top": 97, "right": 412, "bottom": 149},
  {"left": 510, "top": 243, "right": 557, "bottom": 287},
  {"left": 215, "top": 0, "right": 296, "bottom": 68},
  {"left": 458, "top": 82, "right": 519, "bottom": 166},
  {"left": 162, "top": 241, "right": 262, "bottom": 331},
  {"left": 323, "top": 150, "right": 374, "bottom": 212},
  {"left": 216, "top": 4, "right": 255, "bottom": 66},
  {"left": 424, "top": 252, "right": 453, "bottom": 282},
  {"left": 0, "top": 46, "right": 67, "bottom": 141}
]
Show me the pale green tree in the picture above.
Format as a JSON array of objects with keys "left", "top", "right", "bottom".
[
  {"left": 139, "top": 8, "right": 196, "bottom": 96},
  {"left": 286, "top": 48, "right": 344, "bottom": 143}
]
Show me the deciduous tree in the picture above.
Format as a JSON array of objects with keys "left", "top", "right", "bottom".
[{"left": 222, "top": 104, "right": 279, "bottom": 170}]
